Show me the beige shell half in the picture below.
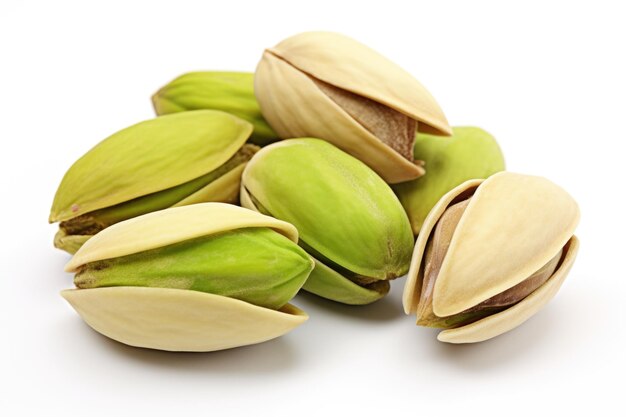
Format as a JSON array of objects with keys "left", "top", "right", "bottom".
[
  {"left": 437, "top": 236, "right": 579, "bottom": 343},
  {"left": 434, "top": 172, "right": 580, "bottom": 316},
  {"left": 63, "top": 203, "right": 306, "bottom": 352},
  {"left": 65, "top": 202, "right": 298, "bottom": 272},
  {"left": 403, "top": 172, "right": 580, "bottom": 343},
  {"left": 269, "top": 32, "right": 450, "bottom": 136},
  {"left": 255, "top": 32, "right": 451, "bottom": 183},
  {"left": 62, "top": 287, "right": 307, "bottom": 352}
]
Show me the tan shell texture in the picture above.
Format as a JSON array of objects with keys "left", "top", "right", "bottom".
[
  {"left": 62, "top": 287, "right": 307, "bottom": 352},
  {"left": 62, "top": 203, "right": 307, "bottom": 352},
  {"left": 269, "top": 32, "right": 450, "bottom": 135},
  {"left": 255, "top": 31, "right": 451, "bottom": 183},
  {"left": 66, "top": 203, "right": 297, "bottom": 272},
  {"left": 403, "top": 172, "right": 580, "bottom": 343},
  {"left": 438, "top": 236, "right": 579, "bottom": 343}
]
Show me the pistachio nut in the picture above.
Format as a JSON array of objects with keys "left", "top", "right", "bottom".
[
  {"left": 49, "top": 110, "right": 258, "bottom": 254},
  {"left": 241, "top": 138, "right": 414, "bottom": 305},
  {"left": 255, "top": 31, "right": 452, "bottom": 183},
  {"left": 393, "top": 126, "right": 505, "bottom": 234},
  {"left": 403, "top": 172, "right": 580, "bottom": 343},
  {"left": 62, "top": 203, "right": 313, "bottom": 352},
  {"left": 152, "top": 71, "right": 277, "bottom": 146}
]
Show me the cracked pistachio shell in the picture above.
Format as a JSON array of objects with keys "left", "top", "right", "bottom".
[
  {"left": 152, "top": 72, "right": 277, "bottom": 146},
  {"left": 393, "top": 126, "right": 505, "bottom": 235},
  {"left": 402, "top": 172, "right": 580, "bottom": 343},
  {"left": 241, "top": 138, "right": 414, "bottom": 305},
  {"left": 62, "top": 203, "right": 310, "bottom": 352},
  {"left": 255, "top": 31, "right": 451, "bottom": 184},
  {"left": 50, "top": 110, "right": 256, "bottom": 254}
]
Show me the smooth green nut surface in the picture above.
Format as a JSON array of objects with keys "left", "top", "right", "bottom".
[
  {"left": 152, "top": 71, "right": 277, "bottom": 146},
  {"left": 50, "top": 110, "right": 256, "bottom": 254},
  {"left": 241, "top": 138, "right": 414, "bottom": 305},
  {"left": 393, "top": 126, "right": 505, "bottom": 235},
  {"left": 75, "top": 227, "right": 313, "bottom": 310}
]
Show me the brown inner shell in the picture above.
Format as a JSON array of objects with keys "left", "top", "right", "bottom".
[
  {"left": 312, "top": 78, "right": 417, "bottom": 162},
  {"left": 415, "top": 197, "right": 564, "bottom": 328}
]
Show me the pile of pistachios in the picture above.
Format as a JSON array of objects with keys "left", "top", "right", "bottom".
[{"left": 50, "top": 32, "right": 580, "bottom": 351}]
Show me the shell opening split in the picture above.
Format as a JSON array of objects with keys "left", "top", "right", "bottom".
[
  {"left": 312, "top": 78, "right": 417, "bottom": 162},
  {"left": 415, "top": 194, "right": 566, "bottom": 329},
  {"left": 264, "top": 49, "right": 418, "bottom": 164}
]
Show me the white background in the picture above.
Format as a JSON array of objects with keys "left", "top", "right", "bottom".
[{"left": 1, "top": 1, "right": 624, "bottom": 415}]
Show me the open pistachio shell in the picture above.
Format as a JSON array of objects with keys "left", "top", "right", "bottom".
[
  {"left": 403, "top": 172, "right": 580, "bottom": 343},
  {"left": 393, "top": 126, "right": 505, "bottom": 234},
  {"left": 437, "top": 236, "right": 579, "bottom": 343},
  {"left": 62, "top": 287, "right": 307, "bottom": 352},
  {"left": 66, "top": 203, "right": 298, "bottom": 272},
  {"left": 152, "top": 72, "right": 277, "bottom": 146},
  {"left": 241, "top": 138, "right": 414, "bottom": 305},
  {"left": 50, "top": 110, "right": 257, "bottom": 254},
  {"left": 434, "top": 173, "right": 579, "bottom": 316},
  {"left": 255, "top": 31, "right": 451, "bottom": 184},
  {"left": 63, "top": 203, "right": 310, "bottom": 352},
  {"left": 51, "top": 111, "right": 252, "bottom": 222}
]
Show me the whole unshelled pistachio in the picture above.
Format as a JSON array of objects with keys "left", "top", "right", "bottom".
[
  {"left": 393, "top": 126, "right": 505, "bottom": 234},
  {"left": 62, "top": 203, "right": 313, "bottom": 352},
  {"left": 403, "top": 172, "right": 580, "bottom": 343},
  {"left": 49, "top": 110, "right": 258, "bottom": 254},
  {"left": 152, "top": 72, "right": 277, "bottom": 146},
  {"left": 255, "top": 31, "right": 452, "bottom": 183},
  {"left": 241, "top": 138, "right": 414, "bottom": 305}
]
